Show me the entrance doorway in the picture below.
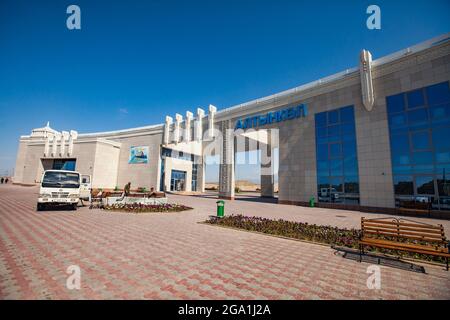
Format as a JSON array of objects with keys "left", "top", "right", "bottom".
[{"left": 170, "top": 170, "right": 186, "bottom": 191}]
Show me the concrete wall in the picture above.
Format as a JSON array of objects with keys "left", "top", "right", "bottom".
[
  {"left": 13, "top": 140, "right": 28, "bottom": 183},
  {"left": 113, "top": 133, "right": 163, "bottom": 190},
  {"left": 92, "top": 142, "right": 120, "bottom": 189}
]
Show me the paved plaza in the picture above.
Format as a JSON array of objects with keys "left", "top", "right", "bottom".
[{"left": 1, "top": 185, "right": 449, "bottom": 300}]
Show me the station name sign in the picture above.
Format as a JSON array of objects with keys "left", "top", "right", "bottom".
[{"left": 234, "top": 104, "right": 308, "bottom": 130}]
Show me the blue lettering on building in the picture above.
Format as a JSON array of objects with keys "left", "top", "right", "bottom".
[{"left": 234, "top": 104, "right": 308, "bottom": 130}]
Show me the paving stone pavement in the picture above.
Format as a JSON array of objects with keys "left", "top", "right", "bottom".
[{"left": 0, "top": 185, "right": 449, "bottom": 300}]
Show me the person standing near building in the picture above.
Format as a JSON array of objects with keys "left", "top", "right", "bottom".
[
  {"left": 4, "top": 178, "right": 8, "bottom": 184},
  {"left": 0, "top": 178, "right": 4, "bottom": 184},
  {"left": 124, "top": 182, "right": 131, "bottom": 196}
]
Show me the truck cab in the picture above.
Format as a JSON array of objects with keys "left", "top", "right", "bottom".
[{"left": 37, "top": 170, "right": 82, "bottom": 211}]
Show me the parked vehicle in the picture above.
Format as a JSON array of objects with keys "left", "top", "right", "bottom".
[
  {"left": 79, "top": 174, "right": 92, "bottom": 202},
  {"left": 37, "top": 170, "right": 82, "bottom": 211}
]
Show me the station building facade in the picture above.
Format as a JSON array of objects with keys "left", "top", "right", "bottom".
[{"left": 13, "top": 34, "right": 450, "bottom": 215}]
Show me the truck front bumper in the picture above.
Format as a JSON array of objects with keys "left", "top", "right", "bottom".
[{"left": 38, "top": 198, "right": 79, "bottom": 204}]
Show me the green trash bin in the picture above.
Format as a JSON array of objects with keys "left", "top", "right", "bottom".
[
  {"left": 309, "top": 197, "right": 315, "bottom": 208},
  {"left": 216, "top": 200, "right": 225, "bottom": 217}
]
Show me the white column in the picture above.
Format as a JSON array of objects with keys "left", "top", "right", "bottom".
[
  {"left": 260, "top": 130, "right": 274, "bottom": 198},
  {"left": 51, "top": 134, "right": 59, "bottom": 157},
  {"left": 195, "top": 108, "right": 205, "bottom": 141},
  {"left": 218, "top": 120, "right": 235, "bottom": 200},
  {"left": 68, "top": 130, "right": 78, "bottom": 156},
  {"left": 164, "top": 116, "right": 173, "bottom": 145},
  {"left": 185, "top": 111, "right": 193, "bottom": 142},
  {"left": 44, "top": 137, "right": 50, "bottom": 157},
  {"left": 173, "top": 113, "right": 183, "bottom": 144},
  {"left": 208, "top": 104, "right": 217, "bottom": 139},
  {"left": 60, "top": 131, "right": 69, "bottom": 156}
]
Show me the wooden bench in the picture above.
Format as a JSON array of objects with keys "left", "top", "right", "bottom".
[{"left": 359, "top": 217, "right": 450, "bottom": 270}]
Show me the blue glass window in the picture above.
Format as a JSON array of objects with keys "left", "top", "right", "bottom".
[
  {"left": 407, "top": 89, "right": 425, "bottom": 109},
  {"left": 387, "top": 94, "right": 405, "bottom": 114},
  {"left": 329, "top": 143, "right": 342, "bottom": 158},
  {"left": 411, "top": 131, "right": 430, "bottom": 151},
  {"left": 315, "top": 112, "right": 327, "bottom": 128},
  {"left": 340, "top": 106, "right": 355, "bottom": 123},
  {"left": 407, "top": 108, "right": 428, "bottom": 125},
  {"left": 315, "top": 106, "right": 359, "bottom": 204},
  {"left": 328, "top": 110, "right": 339, "bottom": 125},
  {"left": 426, "top": 82, "right": 450, "bottom": 106},
  {"left": 387, "top": 81, "right": 450, "bottom": 210}
]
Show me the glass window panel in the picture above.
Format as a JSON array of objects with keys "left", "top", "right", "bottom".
[
  {"left": 412, "top": 151, "right": 433, "bottom": 165},
  {"left": 344, "top": 176, "right": 359, "bottom": 194},
  {"left": 315, "top": 106, "right": 359, "bottom": 203},
  {"left": 407, "top": 89, "right": 425, "bottom": 109},
  {"left": 407, "top": 108, "right": 428, "bottom": 125},
  {"left": 416, "top": 176, "right": 435, "bottom": 195},
  {"left": 432, "top": 127, "right": 450, "bottom": 151},
  {"left": 436, "top": 151, "right": 450, "bottom": 163},
  {"left": 410, "top": 131, "right": 430, "bottom": 150},
  {"left": 316, "top": 127, "right": 327, "bottom": 139},
  {"left": 317, "top": 144, "right": 328, "bottom": 161},
  {"left": 393, "top": 175, "right": 414, "bottom": 195},
  {"left": 342, "top": 140, "right": 357, "bottom": 158},
  {"left": 392, "top": 153, "right": 410, "bottom": 165},
  {"left": 328, "top": 110, "right": 339, "bottom": 125},
  {"left": 340, "top": 106, "right": 354, "bottom": 123},
  {"left": 329, "top": 159, "right": 343, "bottom": 176},
  {"left": 315, "top": 112, "right": 327, "bottom": 128},
  {"left": 390, "top": 134, "right": 409, "bottom": 153},
  {"left": 330, "top": 177, "right": 344, "bottom": 193},
  {"left": 435, "top": 164, "right": 450, "bottom": 177},
  {"left": 343, "top": 158, "right": 358, "bottom": 176},
  {"left": 317, "top": 161, "right": 329, "bottom": 177},
  {"left": 387, "top": 93, "right": 405, "bottom": 114},
  {"left": 437, "top": 178, "right": 450, "bottom": 197},
  {"left": 430, "top": 104, "right": 450, "bottom": 120},
  {"left": 341, "top": 123, "right": 355, "bottom": 138},
  {"left": 317, "top": 176, "right": 329, "bottom": 189},
  {"left": 389, "top": 113, "right": 407, "bottom": 128},
  {"left": 329, "top": 143, "right": 342, "bottom": 158},
  {"left": 412, "top": 165, "right": 434, "bottom": 174},
  {"left": 327, "top": 125, "right": 340, "bottom": 140},
  {"left": 392, "top": 165, "right": 413, "bottom": 175},
  {"left": 426, "top": 82, "right": 450, "bottom": 106}
]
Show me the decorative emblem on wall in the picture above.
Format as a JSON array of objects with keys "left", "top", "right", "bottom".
[{"left": 359, "top": 49, "right": 375, "bottom": 111}]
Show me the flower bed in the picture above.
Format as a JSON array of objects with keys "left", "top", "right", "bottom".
[
  {"left": 103, "top": 203, "right": 192, "bottom": 213},
  {"left": 205, "top": 215, "right": 446, "bottom": 264}
]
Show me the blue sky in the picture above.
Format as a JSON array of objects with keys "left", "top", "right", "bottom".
[{"left": 0, "top": 0, "right": 449, "bottom": 181}]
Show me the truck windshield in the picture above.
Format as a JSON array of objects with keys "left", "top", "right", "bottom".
[{"left": 42, "top": 172, "right": 80, "bottom": 188}]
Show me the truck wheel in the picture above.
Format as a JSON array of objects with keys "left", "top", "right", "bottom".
[
  {"left": 37, "top": 203, "right": 44, "bottom": 211},
  {"left": 72, "top": 204, "right": 78, "bottom": 211}
]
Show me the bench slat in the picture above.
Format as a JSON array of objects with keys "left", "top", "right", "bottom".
[
  {"left": 363, "top": 227, "right": 445, "bottom": 240},
  {"left": 363, "top": 231, "right": 445, "bottom": 243},
  {"left": 360, "top": 239, "right": 450, "bottom": 256},
  {"left": 362, "top": 223, "right": 444, "bottom": 235},
  {"left": 362, "top": 219, "right": 443, "bottom": 230}
]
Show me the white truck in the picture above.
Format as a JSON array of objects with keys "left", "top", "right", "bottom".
[{"left": 37, "top": 170, "right": 91, "bottom": 211}]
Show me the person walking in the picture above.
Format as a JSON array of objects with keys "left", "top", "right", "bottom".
[
  {"left": 0, "top": 178, "right": 4, "bottom": 184},
  {"left": 4, "top": 178, "right": 8, "bottom": 184}
]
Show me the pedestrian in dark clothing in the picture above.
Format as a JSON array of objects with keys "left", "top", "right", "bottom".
[
  {"left": 0, "top": 178, "right": 4, "bottom": 184},
  {"left": 5, "top": 178, "right": 8, "bottom": 184}
]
